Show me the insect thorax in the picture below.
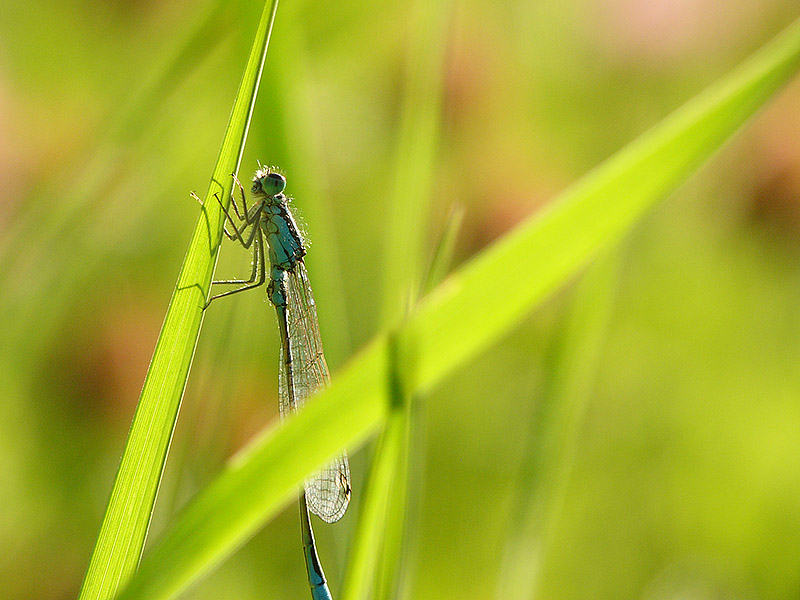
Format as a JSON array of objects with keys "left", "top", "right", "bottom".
[{"left": 262, "top": 195, "right": 306, "bottom": 271}]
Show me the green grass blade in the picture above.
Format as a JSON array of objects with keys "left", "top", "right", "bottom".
[
  {"left": 264, "top": 2, "right": 354, "bottom": 365},
  {"left": 340, "top": 332, "right": 413, "bottom": 600},
  {"left": 372, "top": 405, "right": 414, "bottom": 600},
  {"left": 421, "top": 203, "right": 465, "bottom": 297},
  {"left": 117, "top": 17, "right": 800, "bottom": 600},
  {"left": 77, "top": 2, "right": 280, "bottom": 599},
  {"left": 352, "top": 3, "right": 454, "bottom": 598},
  {"left": 340, "top": 400, "right": 408, "bottom": 600},
  {"left": 367, "top": 194, "right": 465, "bottom": 600},
  {"left": 342, "top": 209, "right": 463, "bottom": 600},
  {"left": 341, "top": 1, "right": 454, "bottom": 596},
  {"left": 379, "top": 0, "right": 452, "bottom": 323},
  {"left": 495, "top": 249, "right": 620, "bottom": 599},
  {"left": 345, "top": 0, "right": 453, "bottom": 597},
  {"left": 407, "top": 16, "right": 800, "bottom": 394}
]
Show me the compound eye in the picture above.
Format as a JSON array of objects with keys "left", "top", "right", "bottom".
[{"left": 264, "top": 172, "right": 287, "bottom": 195}]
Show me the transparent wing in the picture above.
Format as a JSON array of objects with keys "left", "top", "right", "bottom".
[{"left": 278, "top": 261, "right": 351, "bottom": 523}]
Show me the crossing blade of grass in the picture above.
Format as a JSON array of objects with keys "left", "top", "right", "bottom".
[
  {"left": 77, "top": 2, "right": 279, "bottom": 599},
  {"left": 117, "top": 17, "right": 800, "bottom": 600}
]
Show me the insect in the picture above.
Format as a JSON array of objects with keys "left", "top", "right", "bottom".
[{"left": 203, "top": 167, "right": 350, "bottom": 599}]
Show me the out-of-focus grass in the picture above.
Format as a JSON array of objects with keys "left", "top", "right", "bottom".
[
  {"left": 2, "top": 1, "right": 800, "bottom": 599},
  {"left": 101, "top": 14, "right": 800, "bottom": 600}
]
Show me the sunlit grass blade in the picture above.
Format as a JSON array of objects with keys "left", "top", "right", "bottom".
[
  {"left": 339, "top": 1, "right": 453, "bottom": 597},
  {"left": 495, "top": 249, "right": 620, "bottom": 599},
  {"left": 407, "top": 17, "right": 800, "bottom": 392},
  {"left": 117, "top": 17, "right": 800, "bottom": 600},
  {"left": 77, "top": 2, "right": 280, "bottom": 599}
]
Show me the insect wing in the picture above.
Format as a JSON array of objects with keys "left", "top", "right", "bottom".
[{"left": 281, "top": 262, "right": 351, "bottom": 522}]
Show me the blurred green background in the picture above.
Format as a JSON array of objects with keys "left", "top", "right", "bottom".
[{"left": 2, "top": 1, "right": 800, "bottom": 598}]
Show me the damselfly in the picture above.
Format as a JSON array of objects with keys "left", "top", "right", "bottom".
[{"left": 203, "top": 167, "right": 350, "bottom": 600}]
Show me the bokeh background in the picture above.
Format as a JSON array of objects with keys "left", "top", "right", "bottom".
[{"left": 2, "top": 1, "right": 800, "bottom": 598}]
